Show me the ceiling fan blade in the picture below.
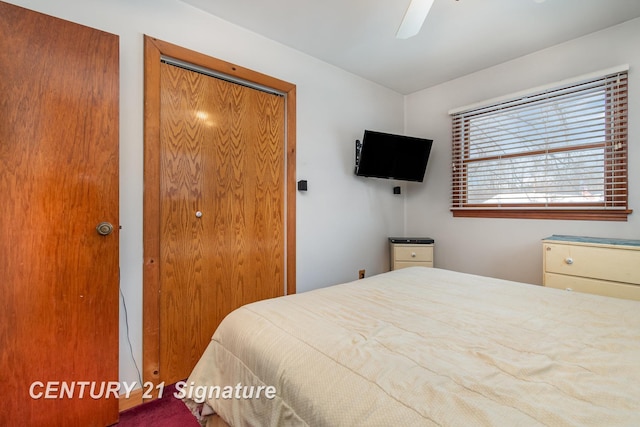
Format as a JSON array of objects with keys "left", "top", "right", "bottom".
[{"left": 396, "top": 0, "right": 435, "bottom": 39}]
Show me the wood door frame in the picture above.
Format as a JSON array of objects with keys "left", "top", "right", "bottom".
[{"left": 142, "top": 35, "right": 296, "bottom": 391}]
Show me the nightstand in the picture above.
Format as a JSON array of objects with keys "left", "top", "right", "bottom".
[{"left": 389, "top": 237, "right": 435, "bottom": 270}]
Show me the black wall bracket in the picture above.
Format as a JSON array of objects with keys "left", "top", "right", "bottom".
[{"left": 354, "top": 139, "right": 362, "bottom": 173}]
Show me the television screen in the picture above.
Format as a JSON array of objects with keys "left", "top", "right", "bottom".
[{"left": 355, "top": 130, "right": 433, "bottom": 182}]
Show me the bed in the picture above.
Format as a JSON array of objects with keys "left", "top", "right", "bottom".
[{"left": 184, "top": 267, "right": 640, "bottom": 426}]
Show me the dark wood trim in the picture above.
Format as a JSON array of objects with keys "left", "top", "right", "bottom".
[
  {"left": 119, "top": 387, "right": 144, "bottom": 412},
  {"left": 148, "top": 37, "right": 296, "bottom": 93},
  {"left": 142, "top": 35, "right": 296, "bottom": 390},
  {"left": 286, "top": 87, "right": 297, "bottom": 296},
  {"left": 142, "top": 35, "right": 163, "bottom": 394},
  {"left": 452, "top": 208, "right": 632, "bottom": 221}
]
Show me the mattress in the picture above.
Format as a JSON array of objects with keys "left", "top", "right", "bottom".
[{"left": 184, "top": 267, "right": 640, "bottom": 426}]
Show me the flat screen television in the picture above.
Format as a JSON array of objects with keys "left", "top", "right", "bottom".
[{"left": 354, "top": 130, "right": 433, "bottom": 182}]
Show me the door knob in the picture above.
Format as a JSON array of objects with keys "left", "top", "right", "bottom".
[{"left": 96, "top": 222, "right": 114, "bottom": 236}]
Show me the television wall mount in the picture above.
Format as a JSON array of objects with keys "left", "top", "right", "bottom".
[{"left": 354, "top": 139, "right": 362, "bottom": 172}]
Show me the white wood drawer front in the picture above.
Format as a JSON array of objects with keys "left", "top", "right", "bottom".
[
  {"left": 394, "top": 245, "right": 433, "bottom": 262},
  {"left": 394, "top": 261, "right": 433, "bottom": 269},
  {"left": 544, "top": 243, "right": 640, "bottom": 286},
  {"left": 545, "top": 272, "right": 640, "bottom": 301}
]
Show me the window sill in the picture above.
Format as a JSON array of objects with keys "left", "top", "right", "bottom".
[{"left": 451, "top": 208, "right": 632, "bottom": 221}]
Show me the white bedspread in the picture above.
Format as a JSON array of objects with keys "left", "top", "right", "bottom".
[{"left": 185, "top": 267, "right": 640, "bottom": 426}]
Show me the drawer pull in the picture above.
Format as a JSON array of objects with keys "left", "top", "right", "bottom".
[
  {"left": 411, "top": 252, "right": 416, "bottom": 258},
  {"left": 565, "top": 257, "right": 574, "bottom": 265}
]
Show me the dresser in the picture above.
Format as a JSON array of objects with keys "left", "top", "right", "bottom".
[
  {"left": 389, "top": 237, "right": 434, "bottom": 270},
  {"left": 542, "top": 235, "right": 640, "bottom": 301}
]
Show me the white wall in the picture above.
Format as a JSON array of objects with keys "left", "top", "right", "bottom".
[
  {"left": 6, "top": 0, "right": 405, "bottom": 386},
  {"left": 404, "top": 17, "right": 640, "bottom": 285}
]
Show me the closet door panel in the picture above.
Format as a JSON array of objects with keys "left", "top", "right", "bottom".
[{"left": 158, "top": 63, "right": 285, "bottom": 384}]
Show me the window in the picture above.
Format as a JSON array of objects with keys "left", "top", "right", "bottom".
[{"left": 450, "top": 67, "right": 630, "bottom": 221}]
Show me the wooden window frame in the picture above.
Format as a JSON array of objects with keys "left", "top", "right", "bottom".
[{"left": 450, "top": 68, "right": 631, "bottom": 221}]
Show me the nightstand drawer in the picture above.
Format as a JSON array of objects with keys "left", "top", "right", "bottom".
[
  {"left": 394, "top": 260, "right": 433, "bottom": 269},
  {"left": 394, "top": 245, "right": 433, "bottom": 262}
]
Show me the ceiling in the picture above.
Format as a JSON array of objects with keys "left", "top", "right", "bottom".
[{"left": 180, "top": 0, "right": 640, "bottom": 94}]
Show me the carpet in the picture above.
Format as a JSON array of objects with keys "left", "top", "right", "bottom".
[{"left": 115, "top": 383, "right": 200, "bottom": 427}]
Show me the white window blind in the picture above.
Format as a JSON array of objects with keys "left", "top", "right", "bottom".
[{"left": 450, "top": 68, "right": 629, "bottom": 220}]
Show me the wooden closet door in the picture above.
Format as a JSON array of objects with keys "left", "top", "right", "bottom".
[
  {"left": 0, "top": 3, "right": 119, "bottom": 426},
  {"left": 158, "top": 63, "right": 286, "bottom": 384}
]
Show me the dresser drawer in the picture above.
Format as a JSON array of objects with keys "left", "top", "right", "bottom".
[
  {"left": 394, "top": 245, "right": 433, "bottom": 262},
  {"left": 544, "top": 243, "right": 640, "bottom": 286},
  {"left": 544, "top": 272, "right": 640, "bottom": 301}
]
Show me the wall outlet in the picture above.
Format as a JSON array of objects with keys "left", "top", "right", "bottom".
[{"left": 358, "top": 269, "right": 365, "bottom": 279}]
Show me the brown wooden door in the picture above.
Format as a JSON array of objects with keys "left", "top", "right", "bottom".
[
  {"left": 0, "top": 3, "right": 119, "bottom": 426},
  {"left": 157, "top": 62, "right": 286, "bottom": 384}
]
